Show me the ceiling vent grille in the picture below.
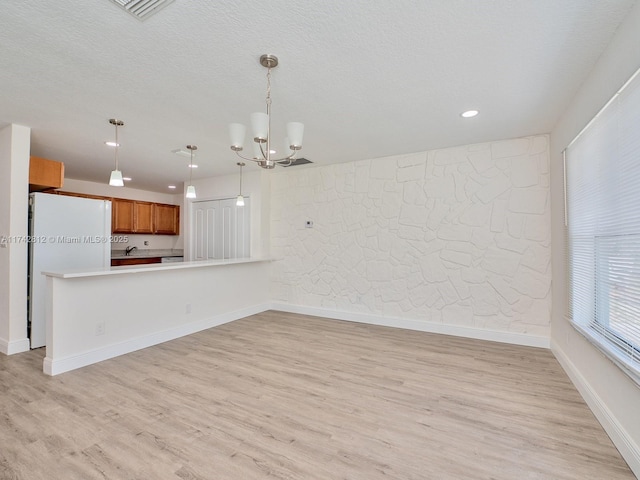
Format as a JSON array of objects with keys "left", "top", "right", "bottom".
[
  {"left": 109, "top": 0, "right": 174, "bottom": 21},
  {"left": 279, "top": 158, "right": 313, "bottom": 168}
]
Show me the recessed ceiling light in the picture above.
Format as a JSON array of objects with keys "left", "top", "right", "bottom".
[
  {"left": 461, "top": 110, "right": 479, "bottom": 118},
  {"left": 269, "top": 149, "right": 276, "bottom": 154},
  {"left": 168, "top": 185, "right": 176, "bottom": 189},
  {"left": 123, "top": 177, "right": 132, "bottom": 181},
  {"left": 188, "top": 164, "right": 198, "bottom": 168},
  {"left": 105, "top": 141, "right": 120, "bottom": 147}
]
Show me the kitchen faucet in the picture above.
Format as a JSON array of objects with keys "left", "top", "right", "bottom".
[{"left": 125, "top": 246, "right": 137, "bottom": 256}]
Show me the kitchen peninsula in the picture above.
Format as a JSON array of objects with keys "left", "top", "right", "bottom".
[{"left": 42, "top": 257, "right": 271, "bottom": 375}]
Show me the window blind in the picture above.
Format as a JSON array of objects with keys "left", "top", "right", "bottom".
[{"left": 565, "top": 66, "right": 640, "bottom": 383}]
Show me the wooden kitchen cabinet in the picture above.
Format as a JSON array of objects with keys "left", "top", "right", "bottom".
[
  {"left": 112, "top": 198, "right": 135, "bottom": 233},
  {"left": 112, "top": 199, "right": 154, "bottom": 234},
  {"left": 46, "top": 191, "right": 180, "bottom": 235},
  {"left": 154, "top": 204, "right": 180, "bottom": 235},
  {"left": 111, "top": 257, "right": 162, "bottom": 267},
  {"left": 134, "top": 201, "right": 154, "bottom": 234},
  {"left": 29, "top": 156, "right": 64, "bottom": 191}
]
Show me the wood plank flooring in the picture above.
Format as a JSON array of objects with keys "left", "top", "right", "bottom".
[{"left": 0, "top": 311, "right": 634, "bottom": 479}]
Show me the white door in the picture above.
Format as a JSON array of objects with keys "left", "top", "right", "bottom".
[{"left": 192, "top": 197, "right": 250, "bottom": 260}]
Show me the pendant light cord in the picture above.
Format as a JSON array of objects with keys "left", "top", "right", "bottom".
[{"left": 114, "top": 122, "right": 119, "bottom": 171}]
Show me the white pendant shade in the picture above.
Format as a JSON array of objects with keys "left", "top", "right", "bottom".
[
  {"left": 109, "top": 169, "right": 124, "bottom": 187},
  {"left": 236, "top": 194, "right": 245, "bottom": 207},
  {"left": 229, "top": 123, "right": 246, "bottom": 149},
  {"left": 185, "top": 185, "right": 196, "bottom": 199},
  {"left": 286, "top": 122, "right": 304, "bottom": 148},
  {"left": 251, "top": 112, "right": 268, "bottom": 141}
]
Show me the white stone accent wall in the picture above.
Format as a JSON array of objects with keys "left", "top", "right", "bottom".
[{"left": 270, "top": 135, "right": 551, "bottom": 337}]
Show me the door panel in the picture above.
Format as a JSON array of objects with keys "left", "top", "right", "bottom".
[{"left": 191, "top": 197, "right": 250, "bottom": 261}]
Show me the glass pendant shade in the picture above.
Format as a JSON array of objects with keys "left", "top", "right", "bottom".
[
  {"left": 236, "top": 194, "right": 245, "bottom": 207},
  {"left": 109, "top": 169, "right": 124, "bottom": 187},
  {"left": 251, "top": 112, "right": 268, "bottom": 141},
  {"left": 185, "top": 185, "right": 196, "bottom": 199},
  {"left": 229, "top": 123, "right": 246, "bottom": 149},
  {"left": 286, "top": 122, "right": 304, "bottom": 148}
]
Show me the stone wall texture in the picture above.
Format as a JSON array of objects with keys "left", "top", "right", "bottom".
[{"left": 270, "top": 135, "right": 551, "bottom": 337}]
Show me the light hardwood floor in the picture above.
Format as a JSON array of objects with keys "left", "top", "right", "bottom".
[{"left": 0, "top": 311, "right": 634, "bottom": 479}]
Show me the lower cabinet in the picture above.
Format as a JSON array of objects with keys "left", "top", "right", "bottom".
[{"left": 111, "top": 257, "right": 162, "bottom": 267}]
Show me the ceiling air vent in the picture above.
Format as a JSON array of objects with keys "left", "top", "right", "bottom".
[
  {"left": 109, "top": 0, "right": 174, "bottom": 21},
  {"left": 279, "top": 158, "right": 313, "bottom": 168}
]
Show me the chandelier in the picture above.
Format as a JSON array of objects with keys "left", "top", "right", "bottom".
[{"left": 229, "top": 54, "right": 304, "bottom": 169}]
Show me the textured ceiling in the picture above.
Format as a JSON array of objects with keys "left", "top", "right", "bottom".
[{"left": 0, "top": 0, "right": 637, "bottom": 193}]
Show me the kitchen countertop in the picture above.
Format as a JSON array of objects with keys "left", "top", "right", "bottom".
[
  {"left": 111, "top": 248, "right": 184, "bottom": 260},
  {"left": 43, "top": 257, "right": 272, "bottom": 279}
]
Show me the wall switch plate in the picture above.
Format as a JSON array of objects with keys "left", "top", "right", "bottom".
[{"left": 305, "top": 220, "right": 313, "bottom": 228}]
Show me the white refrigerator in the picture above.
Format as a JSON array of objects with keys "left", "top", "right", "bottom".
[{"left": 28, "top": 193, "right": 112, "bottom": 348}]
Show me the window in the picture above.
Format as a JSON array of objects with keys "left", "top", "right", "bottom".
[{"left": 565, "top": 66, "right": 640, "bottom": 383}]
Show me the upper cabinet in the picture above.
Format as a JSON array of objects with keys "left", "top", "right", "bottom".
[
  {"left": 111, "top": 199, "right": 174, "bottom": 235},
  {"left": 29, "top": 156, "right": 64, "bottom": 191},
  {"left": 112, "top": 198, "right": 135, "bottom": 234},
  {"left": 56, "top": 192, "right": 180, "bottom": 236},
  {"left": 154, "top": 203, "right": 180, "bottom": 235},
  {"left": 134, "top": 201, "right": 154, "bottom": 234}
]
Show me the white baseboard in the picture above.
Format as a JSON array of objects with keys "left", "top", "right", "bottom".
[
  {"left": 552, "top": 341, "right": 640, "bottom": 478},
  {"left": 0, "top": 337, "right": 30, "bottom": 355},
  {"left": 43, "top": 303, "right": 271, "bottom": 376},
  {"left": 271, "top": 303, "right": 550, "bottom": 349}
]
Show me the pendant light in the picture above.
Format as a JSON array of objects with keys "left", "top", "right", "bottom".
[
  {"left": 236, "top": 162, "right": 245, "bottom": 206},
  {"left": 185, "top": 144, "right": 197, "bottom": 199},
  {"left": 108, "top": 119, "right": 124, "bottom": 186},
  {"left": 229, "top": 54, "right": 304, "bottom": 169}
]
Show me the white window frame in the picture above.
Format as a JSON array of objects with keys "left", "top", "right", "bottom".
[{"left": 565, "top": 66, "right": 640, "bottom": 385}]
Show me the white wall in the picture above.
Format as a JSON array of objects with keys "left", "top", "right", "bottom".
[
  {"left": 0, "top": 124, "right": 31, "bottom": 354},
  {"left": 549, "top": 2, "right": 640, "bottom": 476},
  {"left": 184, "top": 169, "right": 269, "bottom": 260},
  {"left": 61, "top": 178, "right": 183, "bottom": 252},
  {"left": 271, "top": 135, "right": 551, "bottom": 347}
]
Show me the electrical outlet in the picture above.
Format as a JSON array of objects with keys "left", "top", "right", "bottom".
[
  {"left": 96, "top": 321, "right": 106, "bottom": 336},
  {"left": 186, "top": 303, "right": 191, "bottom": 314},
  {"left": 144, "top": 240, "right": 149, "bottom": 246}
]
